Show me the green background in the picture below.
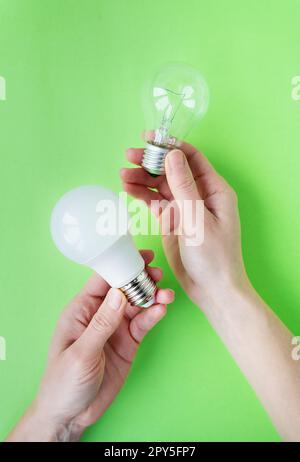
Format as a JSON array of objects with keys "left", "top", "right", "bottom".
[{"left": 1, "top": 0, "right": 300, "bottom": 442}]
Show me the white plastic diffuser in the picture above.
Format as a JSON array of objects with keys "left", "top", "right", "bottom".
[{"left": 50, "top": 185, "right": 156, "bottom": 307}]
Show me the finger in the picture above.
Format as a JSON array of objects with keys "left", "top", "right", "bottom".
[
  {"left": 125, "top": 303, "right": 142, "bottom": 320},
  {"left": 122, "top": 165, "right": 173, "bottom": 202},
  {"left": 140, "top": 249, "right": 154, "bottom": 266},
  {"left": 120, "top": 167, "right": 162, "bottom": 188},
  {"left": 176, "top": 140, "right": 198, "bottom": 156},
  {"left": 165, "top": 149, "right": 201, "bottom": 201},
  {"left": 165, "top": 149, "right": 206, "bottom": 243},
  {"left": 142, "top": 129, "right": 155, "bottom": 143},
  {"left": 179, "top": 144, "right": 236, "bottom": 218},
  {"left": 155, "top": 288, "right": 175, "bottom": 305},
  {"left": 80, "top": 272, "right": 110, "bottom": 299},
  {"left": 49, "top": 296, "right": 100, "bottom": 360},
  {"left": 125, "top": 287, "right": 174, "bottom": 320},
  {"left": 126, "top": 148, "right": 144, "bottom": 166},
  {"left": 74, "top": 288, "right": 127, "bottom": 359},
  {"left": 178, "top": 142, "right": 229, "bottom": 198},
  {"left": 122, "top": 182, "right": 163, "bottom": 206},
  {"left": 49, "top": 279, "right": 108, "bottom": 360},
  {"left": 147, "top": 266, "right": 163, "bottom": 281},
  {"left": 130, "top": 304, "right": 167, "bottom": 343}
]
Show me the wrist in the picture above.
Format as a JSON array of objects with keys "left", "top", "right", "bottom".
[
  {"left": 6, "top": 399, "right": 85, "bottom": 442},
  {"left": 194, "top": 273, "right": 255, "bottom": 316}
]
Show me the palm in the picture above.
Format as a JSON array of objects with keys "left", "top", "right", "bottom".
[{"left": 76, "top": 313, "right": 138, "bottom": 427}]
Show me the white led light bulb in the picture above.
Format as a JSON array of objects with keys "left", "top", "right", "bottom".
[
  {"left": 142, "top": 62, "right": 209, "bottom": 176},
  {"left": 50, "top": 185, "right": 156, "bottom": 307}
]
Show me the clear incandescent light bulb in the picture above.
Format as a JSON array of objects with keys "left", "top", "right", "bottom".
[
  {"left": 141, "top": 62, "right": 209, "bottom": 176},
  {"left": 50, "top": 185, "right": 157, "bottom": 307}
]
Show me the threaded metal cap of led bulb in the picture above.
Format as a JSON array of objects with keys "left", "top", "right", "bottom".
[
  {"left": 120, "top": 269, "right": 157, "bottom": 308},
  {"left": 142, "top": 142, "right": 170, "bottom": 176}
]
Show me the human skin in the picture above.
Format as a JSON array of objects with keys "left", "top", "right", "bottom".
[
  {"left": 121, "top": 142, "right": 300, "bottom": 442},
  {"left": 6, "top": 251, "right": 174, "bottom": 442}
]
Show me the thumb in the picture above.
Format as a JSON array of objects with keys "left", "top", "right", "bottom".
[
  {"left": 74, "top": 288, "right": 126, "bottom": 360},
  {"left": 165, "top": 149, "right": 201, "bottom": 201},
  {"left": 165, "top": 149, "right": 204, "bottom": 246}
]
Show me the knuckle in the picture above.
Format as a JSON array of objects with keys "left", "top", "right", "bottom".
[
  {"left": 221, "top": 182, "right": 238, "bottom": 204},
  {"left": 91, "top": 312, "right": 114, "bottom": 335},
  {"left": 66, "top": 347, "right": 84, "bottom": 370},
  {"left": 228, "top": 186, "right": 238, "bottom": 203},
  {"left": 176, "top": 175, "right": 195, "bottom": 194}
]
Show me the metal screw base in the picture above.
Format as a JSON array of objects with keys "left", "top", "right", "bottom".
[
  {"left": 142, "top": 142, "right": 170, "bottom": 176},
  {"left": 120, "top": 269, "right": 157, "bottom": 308}
]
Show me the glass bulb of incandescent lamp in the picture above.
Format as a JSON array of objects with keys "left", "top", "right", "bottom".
[
  {"left": 50, "top": 185, "right": 156, "bottom": 307},
  {"left": 141, "top": 62, "right": 209, "bottom": 176}
]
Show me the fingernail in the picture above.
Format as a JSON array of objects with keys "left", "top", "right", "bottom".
[
  {"left": 166, "top": 149, "right": 185, "bottom": 172},
  {"left": 107, "top": 288, "right": 124, "bottom": 311},
  {"left": 169, "top": 288, "right": 175, "bottom": 299}
]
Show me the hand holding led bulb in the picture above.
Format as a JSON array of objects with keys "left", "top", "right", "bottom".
[
  {"left": 7, "top": 250, "right": 174, "bottom": 442},
  {"left": 6, "top": 185, "right": 174, "bottom": 441}
]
